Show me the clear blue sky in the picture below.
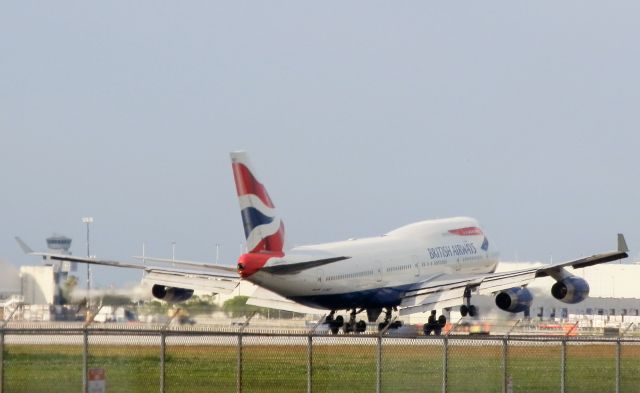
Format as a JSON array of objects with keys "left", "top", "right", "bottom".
[{"left": 2, "top": 2, "right": 639, "bottom": 288}]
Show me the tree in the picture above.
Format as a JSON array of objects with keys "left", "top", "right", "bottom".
[
  {"left": 101, "top": 294, "right": 134, "bottom": 307},
  {"left": 138, "top": 300, "right": 171, "bottom": 316},
  {"left": 223, "top": 296, "right": 269, "bottom": 318},
  {"left": 60, "top": 275, "right": 78, "bottom": 305},
  {"left": 183, "top": 294, "right": 219, "bottom": 315}
]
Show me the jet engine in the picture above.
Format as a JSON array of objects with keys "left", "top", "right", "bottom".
[
  {"left": 151, "top": 284, "right": 194, "bottom": 303},
  {"left": 551, "top": 276, "right": 589, "bottom": 304},
  {"left": 495, "top": 287, "right": 533, "bottom": 313}
]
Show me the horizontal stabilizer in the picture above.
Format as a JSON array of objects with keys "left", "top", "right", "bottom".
[{"left": 261, "top": 256, "right": 350, "bottom": 275}]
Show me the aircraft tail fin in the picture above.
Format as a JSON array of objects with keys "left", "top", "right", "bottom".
[
  {"left": 618, "top": 233, "right": 629, "bottom": 253},
  {"left": 230, "top": 151, "right": 285, "bottom": 253}
]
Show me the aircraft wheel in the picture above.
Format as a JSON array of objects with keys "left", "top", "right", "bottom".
[
  {"left": 378, "top": 322, "right": 387, "bottom": 331},
  {"left": 460, "top": 305, "right": 469, "bottom": 317},
  {"left": 391, "top": 320, "right": 402, "bottom": 329},
  {"left": 469, "top": 305, "right": 477, "bottom": 317},
  {"left": 334, "top": 315, "right": 344, "bottom": 327},
  {"left": 330, "top": 326, "right": 339, "bottom": 335}
]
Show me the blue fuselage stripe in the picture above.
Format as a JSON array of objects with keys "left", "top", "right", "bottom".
[{"left": 289, "top": 283, "right": 416, "bottom": 310}]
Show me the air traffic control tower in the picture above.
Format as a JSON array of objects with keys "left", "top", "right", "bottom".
[
  {"left": 46, "top": 235, "right": 73, "bottom": 260},
  {"left": 46, "top": 235, "right": 75, "bottom": 304}
]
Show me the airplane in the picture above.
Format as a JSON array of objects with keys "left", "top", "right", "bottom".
[{"left": 18, "top": 151, "right": 629, "bottom": 334}]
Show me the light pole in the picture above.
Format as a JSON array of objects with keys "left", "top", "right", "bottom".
[{"left": 82, "top": 217, "right": 93, "bottom": 316}]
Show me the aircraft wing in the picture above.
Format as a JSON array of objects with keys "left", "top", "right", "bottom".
[
  {"left": 142, "top": 268, "right": 239, "bottom": 293},
  {"left": 16, "top": 237, "right": 240, "bottom": 294},
  {"left": 246, "top": 286, "right": 326, "bottom": 315},
  {"left": 132, "top": 256, "right": 237, "bottom": 273},
  {"left": 26, "top": 251, "right": 147, "bottom": 270},
  {"left": 400, "top": 234, "right": 629, "bottom": 316}
]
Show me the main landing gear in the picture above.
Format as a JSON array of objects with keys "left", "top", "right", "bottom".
[
  {"left": 325, "top": 310, "right": 342, "bottom": 334},
  {"left": 344, "top": 308, "right": 367, "bottom": 334},
  {"left": 325, "top": 307, "right": 405, "bottom": 334},
  {"left": 325, "top": 309, "right": 367, "bottom": 334},
  {"left": 377, "top": 307, "right": 402, "bottom": 332},
  {"left": 459, "top": 287, "right": 478, "bottom": 317},
  {"left": 423, "top": 310, "right": 448, "bottom": 336}
]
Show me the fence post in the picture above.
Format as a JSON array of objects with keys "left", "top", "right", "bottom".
[
  {"left": 0, "top": 309, "right": 16, "bottom": 393},
  {"left": 0, "top": 327, "right": 4, "bottom": 393},
  {"left": 615, "top": 338, "right": 621, "bottom": 393},
  {"left": 307, "top": 334, "right": 313, "bottom": 393},
  {"left": 376, "top": 316, "right": 396, "bottom": 393},
  {"left": 502, "top": 337, "right": 508, "bottom": 393},
  {"left": 236, "top": 312, "right": 255, "bottom": 393},
  {"left": 82, "top": 327, "right": 89, "bottom": 393},
  {"left": 160, "top": 329, "right": 166, "bottom": 393},
  {"left": 306, "top": 314, "right": 326, "bottom": 393},
  {"left": 560, "top": 338, "right": 566, "bottom": 393},
  {"left": 441, "top": 336, "right": 449, "bottom": 393},
  {"left": 376, "top": 335, "right": 382, "bottom": 393},
  {"left": 237, "top": 332, "right": 243, "bottom": 393}
]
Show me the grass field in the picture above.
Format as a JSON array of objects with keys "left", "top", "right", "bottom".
[{"left": 3, "top": 340, "right": 640, "bottom": 393}]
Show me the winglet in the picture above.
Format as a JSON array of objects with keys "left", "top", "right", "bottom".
[
  {"left": 15, "top": 237, "right": 34, "bottom": 254},
  {"left": 618, "top": 233, "right": 629, "bottom": 253}
]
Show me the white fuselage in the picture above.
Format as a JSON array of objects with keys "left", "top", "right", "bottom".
[{"left": 247, "top": 217, "right": 499, "bottom": 310}]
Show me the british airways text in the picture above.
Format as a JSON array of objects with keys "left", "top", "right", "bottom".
[{"left": 428, "top": 243, "right": 477, "bottom": 259}]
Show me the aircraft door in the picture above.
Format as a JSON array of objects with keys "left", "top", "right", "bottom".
[
  {"left": 454, "top": 257, "right": 462, "bottom": 271},
  {"left": 311, "top": 269, "right": 324, "bottom": 292},
  {"left": 375, "top": 261, "right": 383, "bottom": 283}
]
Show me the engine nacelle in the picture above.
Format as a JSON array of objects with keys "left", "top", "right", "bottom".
[
  {"left": 495, "top": 287, "right": 533, "bottom": 313},
  {"left": 551, "top": 276, "right": 589, "bottom": 304},
  {"left": 151, "top": 285, "right": 194, "bottom": 303}
]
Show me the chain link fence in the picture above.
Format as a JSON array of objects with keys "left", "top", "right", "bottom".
[{"left": 1, "top": 323, "right": 639, "bottom": 393}]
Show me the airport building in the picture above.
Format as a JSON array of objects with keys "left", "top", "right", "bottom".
[
  {"left": 20, "top": 235, "right": 76, "bottom": 306},
  {"left": 0, "top": 258, "right": 22, "bottom": 320},
  {"left": 1, "top": 235, "right": 80, "bottom": 321}
]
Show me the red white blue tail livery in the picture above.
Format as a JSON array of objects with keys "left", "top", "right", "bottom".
[{"left": 231, "top": 151, "right": 285, "bottom": 254}]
